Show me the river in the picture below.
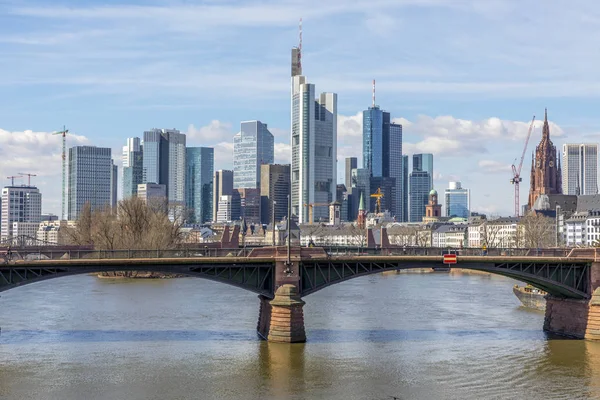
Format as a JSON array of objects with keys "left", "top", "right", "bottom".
[{"left": 1, "top": 270, "right": 599, "bottom": 400}]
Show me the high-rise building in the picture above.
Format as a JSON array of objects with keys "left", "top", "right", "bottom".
[
  {"left": 110, "top": 162, "right": 118, "bottom": 208},
  {"left": 409, "top": 170, "right": 430, "bottom": 222},
  {"left": 402, "top": 155, "right": 409, "bottom": 222},
  {"left": 362, "top": 97, "right": 403, "bottom": 218},
  {"left": 68, "top": 146, "right": 112, "bottom": 220},
  {"left": 185, "top": 147, "right": 213, "bottom": 224},
  {"left": 529, "top": 109, "right": 562, "bottom": 208},
  {"left": 233, "top": 120, "right": 274, "bottom": 189},
  {"left": 122, "top": 137, "right": 143, "bottom": 199},
  {"left": 236, "top": 188, "right": 261, "bottom": 224},
  {"left": 1, "top": 185, "right": 42, "bottom": 239},
  {"left": 142, "top": 128, "right": 186, "bottom": 205},
  {"left": 260, "top": 164, "right": 291, "bottom": 225},
  {"left": 291, "top": 45, "right": 337, "bottom": 223},
  {"left": 137, "top": 183, "right": 167, "bottom": 204},
  {"left": 445, "top": 181, "right": 470, "bottom": 218},
  {"left": 345, "top": 157, "right": 357, "bottom": 190},
  {"left": 216, "top": 195, "right": 233, "bottom": 223},
  {"left": 413, "top": 153, "right": 433, "bottom": 188},
  {"left": 213, "top": 170, "right": 234, "bottom": 222},
  {"left": 562, "top": 143, "right": 598, "bottom": 195}
]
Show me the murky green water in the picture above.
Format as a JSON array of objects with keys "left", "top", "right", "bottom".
[{"left": 1, "top": 270, "right": 599, "bottom": 399}]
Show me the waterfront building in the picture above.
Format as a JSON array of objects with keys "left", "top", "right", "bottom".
[
  {"left": 122, "top": 137, "right": 143, "bottom": 199},
  {"left": 213, "top": 170, "right": 234, "bottom": 222},
  {"left": 345, "top": 157, "right": 357, "bottom": 190},
  {"left": 409, "top": 170, "right": 431, "bottom": 222},
  {"left": 260, "top": 164, "right": 290, "bottom": 225},
  {"left": 290, "top": 45, "right": 337, "bottom": 223},
  {"left": 185, "top": 147, "right": 214, "bottom": 224},
  {"left": 445, "top": 181, "right": 470, "bottom": 218},
  {"left": 36, "top": 220, "right": 72, "bottom": 245},
  {"left": 1, "top": 185, "right": 42, "bottom": 239},
  {"left": 562, "top": 143, "right": 598, "bottom": 195},
  {"left": 142, "top": 128, "right": 186, "bottom": 205},
  {"left": 233, "top": 120, "right": 274, "bottom": 189},
  {"left": 528, "top": 109, "right": 562, "bottom": 208},
  {"left": 68, "top": 146, "right": 112, "bottom": 220}
]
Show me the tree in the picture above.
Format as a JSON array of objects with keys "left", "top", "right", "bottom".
[{"left": 518, "top": 212, "right": 555, "bottom": 248}]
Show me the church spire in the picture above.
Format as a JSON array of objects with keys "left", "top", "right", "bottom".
[{"left": 542, "top": 107, "right": 550, "bottom": 139}]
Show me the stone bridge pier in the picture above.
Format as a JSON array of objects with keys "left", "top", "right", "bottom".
[
  {"left": 544, "top": 262, "right": 600, "bottom": 340},
  {"left": 257, "top": 258, "right": 306, "bottom": 343}
]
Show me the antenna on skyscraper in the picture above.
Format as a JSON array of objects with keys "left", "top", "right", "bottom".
[
  {"left": 298, "top": 18, "right": 302, "bottom": 71},
  {"left": 372, "top": 79, "right": 376, "bottom": 107}
]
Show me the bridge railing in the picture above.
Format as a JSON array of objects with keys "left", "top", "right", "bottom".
[{"left": 322, "top": 246, "right": 577, "bottom": 258}]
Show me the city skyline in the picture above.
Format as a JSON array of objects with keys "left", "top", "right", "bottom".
[{"left": 2, "top": 1, "right": 600, "bottom": 217}]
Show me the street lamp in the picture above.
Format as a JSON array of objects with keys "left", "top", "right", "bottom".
[
  {"left": 555, "top": 204, "right": 562, "bottom": 248},
  {"left": 272, "top": 200, "right": 277, "bottom": 246}
]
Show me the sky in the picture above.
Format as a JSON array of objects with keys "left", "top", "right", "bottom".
[{"left": 2, "top": 0, "right": 600, "bottom": 218}]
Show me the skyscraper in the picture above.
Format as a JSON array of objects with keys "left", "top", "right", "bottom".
[
  {"left": 409, "top": 170, "right": 430, "bottom": 222},
  {"left": 445, "top": 181, "right": 470, "bottom": 218},
  {"left": 68, "top": 146, "right": 113, "bottom": 220},
  {"left": 110, "top": 162, "right": 118, "bottom": 208},
  {"left": 122, "top": 137, "right": 141, "bottom": 170},
  {"left": 185, "top": 147, "right": 213, "bottom": 224},
  {"left": 233, "top": 120, "right": 274, "bottom": 189},
  {"left": 123, "top": 148, "right": 143, "bottom": 199},
  {"left": 142, "top": 128, "right": 186, "bottom": 205},
  {"left": 413, "top": 153, "right": 433, "bottom": 187},
  {"left": 213, "top": 170, "right": 234, "bottom": 222},
  {"left": 345, "top": 157, "right": 357, "bottom": 190},
  {"left": 260, "top": 164, "right": 291, "bottom": 225},
  {"left": 529, "top": 109, "right": 562, "bottom": 208},
  {"left": 1, "top": 185, "right": 42, "bottom": 239},
  {"left": 562, "top": 143, "right": 598, "bottom": 195},
  {"left": 402, "top": 155, "right": 409, "bottom": 222},
  {"left": 291, "top": 46, "right": 337, "bottom": 223}
]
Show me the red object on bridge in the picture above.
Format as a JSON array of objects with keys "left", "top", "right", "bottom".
[{"left": 443, "top": 254, "right": 457, "bottom": 265}]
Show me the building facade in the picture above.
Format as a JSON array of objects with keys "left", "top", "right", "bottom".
[
  {"left": 445, "top": 181, "right": 470, "bottom": 218},
  {"left": 236, "top": 188, "right": 261, "bottom": 224},
  {"left": 260, "top": 164, "right": 291, "bottom": 225},
  {"left": 68, "top": 146, "right": 113, "bottom": 220},
  {"left": 291, "top": 50, "right": 337, "bottom": 223},
  {"left": 409, "top": 170, "right": 431, "bottom": 222},
  {"left": 185, "top": 147, "right": 214, "bottom": 224},
  {"left": 233, "top": 120, "right": 274, "bottom": 189},
  {"left": 137, "top": 183, "right": 167, "bottom": 204},
  {"left": 528, "top": 109, "right": 562, "bottom": 208},
  {"left": 213, "top": 170, "right": 234, "bottom": 222},
  {"left": 216, "top": 195, "right": 233, "bottom": 223},
  {"left": 111, "top": 162, "right": 118, "bottom": 208},
  {"left": 413, "top": 154, "right": 433, "bottom": 188},
  {"left": 1, "top": 186, "right": 42, "bottom": 239},
  {"left": 562, "top": 143, "right": 598, "bottom": 195},
  {"left": 122, "top": 137, "right": 143, "bottom": 199},
  {"left": 345, "top": 157, "right": 357, "bottom": 191}
]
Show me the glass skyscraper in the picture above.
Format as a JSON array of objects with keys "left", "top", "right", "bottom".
[
  {"left": 233, "top": 120, "right": 274, "bottom": 189},
  {"left": 562, "top": 144, "right": 598, "bottom": 195},
  {"left": 186, "top": 147, "right": 214, "bottom": 224},
  {"left": 445, "top": 181, "right": 470, "bottom": 218},
  {"left": 123, "top": 149, "right": 143, "bottom": 198},
  {"left": 291, "top": 55, "right": 337, "bottom": 223},
  {"left": 402, "top": 155, "right": 409, "bottom": 222},
  {"left": 68, "top": 146, "right": 113, "bottom": 220},
  {"left": 409, "top": 170, "right": 431, "bottom": 222},
  {"left": 413, "top": 153, "right": 433, "bottom": 188}
]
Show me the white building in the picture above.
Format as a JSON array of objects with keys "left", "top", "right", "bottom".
[
  {"left": 565, "top": 212, "right": 587, "bottom": 247},
  {"left": 122, "top": 137, "right": 142, "bottom": 168},
  {"left": 467, "top": 218, "right": 519, "bottom": 248},
  {"left": 562, "top": 144, "right": 598, "bottom": 195},
  {"left": 36, "top": 220, "right": 74, "bottom": 245},
  {"left": 1, "top": 185, "right": 42, "bottom": 240},
  {"left": 290, "top": 46, "right": 337, "bottom": 223},
  {"left": 216, "top": 195, "right": 233, "bottom": 223},
  {"left": 445, "top": 181, "right": 470, "bottom": 218}
]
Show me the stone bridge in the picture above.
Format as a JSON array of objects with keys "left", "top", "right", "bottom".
[{"left": 0, "top": 246, "right": 599, "bottom": 343}]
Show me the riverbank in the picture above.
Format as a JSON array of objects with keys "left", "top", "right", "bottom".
[{"left": 96, "top": 272, "right": 184, "bottom": 279}]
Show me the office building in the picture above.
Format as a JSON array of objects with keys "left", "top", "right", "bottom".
[
  {"left": 216, "top": 195, "right": 233, "bottom": 223},
  {"left": 137, "top": 183, "right": 167, "bottom": 204},
  {"left": 1, "top": 185, "right": 42, "bottom": 239},
  {"left": 123, "top": 137, "right": 143, "bottom": 199},
  {"left": 345, "top": 157, "right": 357, "bottom": 190},
  {"left": 142, "top": 128, "right": 186, "bottom": 205},
  {"left": 68, "top": 146, "right": 113, "bottom": 220},
  {"left": 233, "top": 120, "right": 274, "bottom": 189},
  {"left": 291, "top": 46, "right": 337, "bottom": 223},
  {"left": 402, "top": 155, "right": 409, "bottom": 222},
  {"left": 445, "top": 181, "right": 470, "bottom": 218},
  {"left": 111, "top": 162, "right": 118, "bottom": 208},
  {"left": 409, "top": 170, "right": 431, "bottom": 222},
  {"left": 562, "top": 143, "right": 598, "bottom": 195},
  {"left": 236, "top": 188, "right": 261, "bottom": 224},
  {"left": 413, "top": 153, "right": 433, "bottom": 188},
  {"left": 260, "top": 164, "right": 291, "bottom": 225},
  {"left": 185, "top": 147, "right": 214, "bottom": 224},
  {"left": 213, "top": 170, "right": 234, "bottom": 222}
]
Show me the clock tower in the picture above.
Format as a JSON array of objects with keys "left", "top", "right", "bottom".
[{"left": 528, "top": 108, "right": 562, "bottom": 209}]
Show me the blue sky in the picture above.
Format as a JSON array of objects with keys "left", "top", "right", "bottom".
[{"left": 1, "top": 0, "right": 600, "bottom": 217}]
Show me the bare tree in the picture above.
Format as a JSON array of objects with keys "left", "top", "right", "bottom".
[
  {"left": 347, "top": 224, "right": 366, "bottom": 247},
  {"left": 519, "top": 212, "right": 555, "bottom": 248},
  {"left": 481, "top": 222, "right": 503, "bottom": 249}
]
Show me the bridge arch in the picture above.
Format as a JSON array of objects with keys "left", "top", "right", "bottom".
[
  {"left": 298, "top": 258, "right": 591, "bottom": 299},
  {"left": 0, "top": 260, "right": 275, "bottom": 297}
]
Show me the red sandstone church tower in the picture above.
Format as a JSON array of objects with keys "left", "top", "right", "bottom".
[{"left": 528, "top": 109, "right": 562, "bottom": 209}]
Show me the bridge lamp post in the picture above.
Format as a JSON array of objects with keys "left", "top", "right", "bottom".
[
  {"left": 556, "top": 205, "right": 562, "bottom": 248},
  {"left": 272, "top": 200, "right": 277, "bottom": 247}
]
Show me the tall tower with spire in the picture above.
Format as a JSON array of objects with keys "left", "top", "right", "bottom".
[{"left": 528, "top": 108, "right": 562, "bottom": 209}]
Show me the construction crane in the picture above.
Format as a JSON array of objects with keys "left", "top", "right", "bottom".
[
  {"left": 303, "top": 203, "right": 330, "bottom": 225},
  {"left": 18, "top": 172, "right": 37, "bottom": 186},
  {"left": 370, "top": 188, "right": 384, "bottom": 214},
  {"left": 511, "top": 116, "right": 536, "bottom": 218},
  {"left": 6, "top": 175, "right": 23, "bottom": 186},
  {"left": 51, "top": 126, "right": 69, "bottom": 220}
]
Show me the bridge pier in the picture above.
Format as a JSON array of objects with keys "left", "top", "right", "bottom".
[
  {"left": 266, "top": 284, "right": 306, "bottom": 343},
  {"left": 544, "top": 262, "right": 600, "bottom": 340}
]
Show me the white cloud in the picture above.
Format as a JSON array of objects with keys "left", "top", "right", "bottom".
[
  {"left": 275, "top": 143, "right": 291, "bottom": 164},
  {"left": 338, "top": 112, "right": 363, "bottom": 139},
  {"left": 478, "top": 160, "right": 513, "bottom": 174},
  {"left": 186, "top": 121, "right": 234, "bottom": 143}
]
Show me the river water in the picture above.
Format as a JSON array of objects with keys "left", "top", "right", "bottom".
[{"left": 1, "top": 270, "right": 599, "bottom": 400}]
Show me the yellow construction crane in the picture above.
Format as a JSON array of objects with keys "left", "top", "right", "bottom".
[
  {"left": 370, "top": 188, "right": 384, "bottom": 214},
  {"left": 303, "top": 202, "right": 330, "bottom": 225}
]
